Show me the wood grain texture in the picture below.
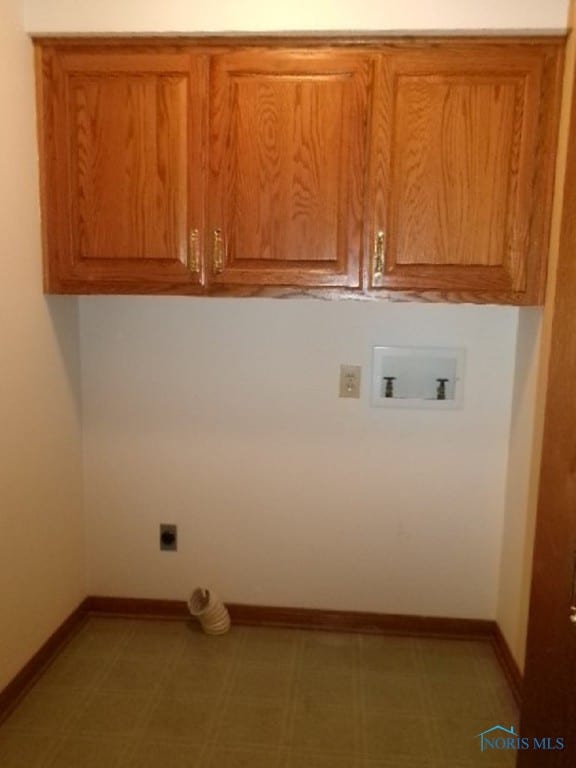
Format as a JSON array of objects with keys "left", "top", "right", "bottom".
[
  {"left": 208, "top": 48, "right": 372, "bottom": 287},
  {"left": 393, "top": 76, "right": 518, "bottom": 268},
  {"left": 38, "top": 46, "right": 207, "bottom": 291},
  {"left": 72, "top": 73, "right": 187, "bottom": 262},
  {"left": 518, "top": 18, "right": 576, "bottom": 764},
  {"left": 0, "top": 600, "right": 89, "bottom": 725},
  {"left": 35, "top": 38, "right": 564, "bottom": 301},
  {"left": 368, "top": 42, "right": 563, "bottom": 301}
]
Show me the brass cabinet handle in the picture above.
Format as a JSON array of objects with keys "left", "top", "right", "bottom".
[
  {"left": 212, "top": 228, "right": 224, "bottom": 274},
  {"left": 373, "top": 230, "right": 385, "bottom": 280},
  {"left": 187, "top": 228, "right": 200, "bottom": 273}
]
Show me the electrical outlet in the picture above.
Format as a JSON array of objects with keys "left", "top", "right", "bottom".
[
  {"left": 160, "top": 523, "right": 177, "bottom": 552},
  {"left": 339, "top": 364, "right": 361, "bottom": 398}
]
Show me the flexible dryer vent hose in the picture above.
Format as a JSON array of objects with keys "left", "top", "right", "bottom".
[{"left": 188, "top": 588, "right": 231, "bottom": 635}]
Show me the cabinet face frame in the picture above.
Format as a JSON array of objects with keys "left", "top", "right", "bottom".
[
  {"left": 36, "top": 45, "right": 208, "bottom": 293},
  {"left": 366, "top": 42, "right": 563, "bottom": 304}
]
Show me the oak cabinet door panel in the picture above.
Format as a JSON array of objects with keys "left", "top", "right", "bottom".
[
  {"left": 41, "top": 50, "right": 206, "bottom": 292},
  {"left": 369, "top": 44, "right": 561, "bottom": 302},
  {"left": 208, "top": 49, "right": 373, "bottom": 288}
]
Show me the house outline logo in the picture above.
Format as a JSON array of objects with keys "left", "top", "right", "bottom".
[{"left": 476, "top": 724, "right": 517, "bottom": 752}]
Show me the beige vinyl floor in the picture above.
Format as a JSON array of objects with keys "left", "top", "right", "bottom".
[{"left": 0, "top": 617, "right": 518, "bottom": 767}]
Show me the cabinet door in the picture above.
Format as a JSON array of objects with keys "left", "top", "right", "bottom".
[
  {"left": 369, "top": 44, "right": 561, "bottom": 302},
  {"left": 208, "top": 49, "right": 372, "bottom": 289},
  {"left": 39, "top": 48, "right": 206, "bottom": 293}
]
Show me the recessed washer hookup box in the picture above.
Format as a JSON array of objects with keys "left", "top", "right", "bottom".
[{"left": 371, "top": 346, "right": 465, "bottom": 410}]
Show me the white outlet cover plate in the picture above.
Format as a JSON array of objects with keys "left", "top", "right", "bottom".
[{"left": 371, "top": 346, "right": 466, "bottom": 409}]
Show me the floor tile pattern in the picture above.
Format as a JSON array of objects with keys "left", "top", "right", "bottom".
[{"left": 0, "top": 618, "right": 518, "bottom": 767}]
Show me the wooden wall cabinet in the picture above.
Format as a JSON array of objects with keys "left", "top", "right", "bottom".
[
  {"left": 38, "top": 48, "right": 208, "bottom": 293},
  {"left": 35, "top": 38, "right": 563, "bottom": 303},
  {"left": 368, "top": 43, "right": 563, "bottom": 303}
]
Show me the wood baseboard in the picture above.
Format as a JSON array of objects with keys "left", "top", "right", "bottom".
[
  {"left": 491, "top": 623, "right": 523, "bottom": 706},
  {"left": 85, "top": 595, "right": 189, "bottom": 620},
  {"left": 227, "top": 603, "right": 495, "bottom": 638},
  {"left": 0, "top": 598, "right": 89, "bottom": 724},
  {"left": 86, "top": 595, "right": 494, "bottom": 638}
]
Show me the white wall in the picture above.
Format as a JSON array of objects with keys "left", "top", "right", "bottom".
[
  {"left": 0, "top": 0, "right": 85, "bottom": 691},
  {"left": 80, "top": 299, "right": 517, "bottom": 618},
  {"left": 498, "top": 309, "right": 542, "bottom": 668},
  {"left": 19, "top": 0, "right": 567, "bottom": 628},
  {"left": 23, "top": 0, "right": 569, "bottom": 33}
]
